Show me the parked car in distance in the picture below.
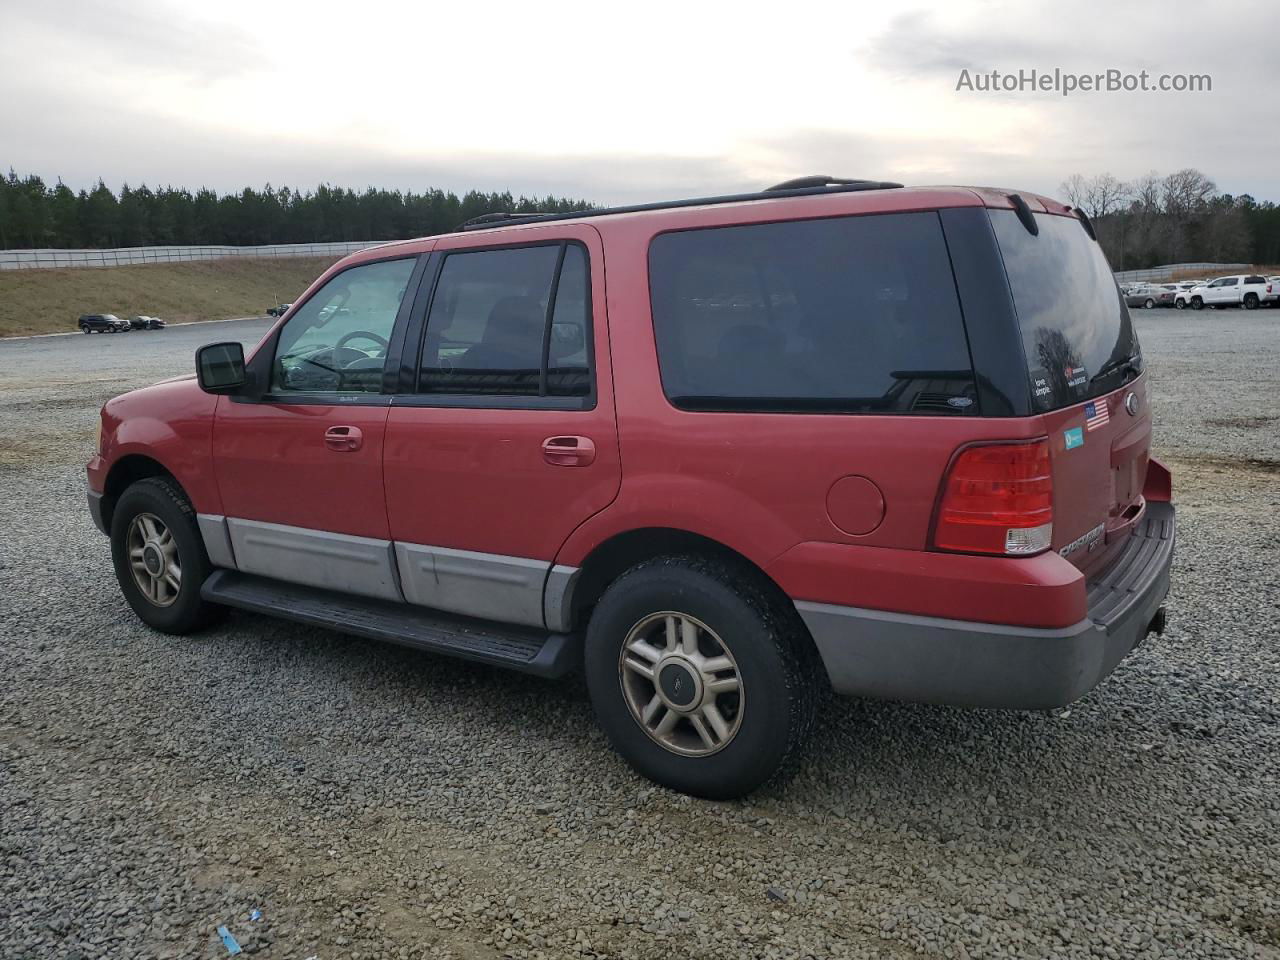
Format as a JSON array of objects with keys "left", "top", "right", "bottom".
[
  {"left": 128, "top": 315, "right": 168, "bottom": 330},
  {"left": 86, "top": 179, "right": 1175, "bottom": 799},
  {"left": 266, "top": 303, "right": 293, "bottom": 317},
  {"left": 1186, "top": 275, "right": 1272, "bottom": 310},
  {"left": 1124, "top": 284, "right": 1174, "bottom": 309},
  {"left": 1172, "top": 282, "right": 1200, "bottom": 309},
  {"left": 78, "top": 313, "right": 130, "bottom": 333}
]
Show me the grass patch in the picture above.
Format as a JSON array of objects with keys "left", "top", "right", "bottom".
[{"left": 0, "top": 256, "right": 340, "bottom": 338}]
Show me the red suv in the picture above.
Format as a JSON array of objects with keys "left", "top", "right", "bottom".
[{"left": 86, "top": 177, "right": 1175, "bottom": 799}]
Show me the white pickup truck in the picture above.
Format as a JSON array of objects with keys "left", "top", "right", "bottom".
[{"left": 1186, "top": 274, "right": 1277, "bottom": 310}]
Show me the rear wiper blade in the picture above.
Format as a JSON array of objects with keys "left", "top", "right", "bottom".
[{"left": 1090, "top": 353, "right": 1141, "bottom": 385}]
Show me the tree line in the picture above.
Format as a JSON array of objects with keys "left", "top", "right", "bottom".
[
  {"left": 1060, "top": 168, "right": 1280, "bottom": 270},
  {"left": 0, "top": 170, "right": 593, "bottom": 249}
]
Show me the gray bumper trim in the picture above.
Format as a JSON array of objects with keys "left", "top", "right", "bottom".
[
  {"left": 798, "top": 501, "right": 1175, "bottom": 710},
  {"left": 87, "top": 490, "right": 108, "bottom": 535},
  {"left": 196, "top": 514, "right": 238, "bottom": 570}
]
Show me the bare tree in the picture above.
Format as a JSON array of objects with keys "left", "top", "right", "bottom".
[
  {"left": 1060, "top": 174, "right": 1087, "bottom": 210},
  {"left": 1161, "top": 169, "right": 1217, "bottom": 262},
  {"left": 1162, "top": 168, "right": 1216, "bottom": 217},
  {"left": 1131, "top": 171, "right": 1163, "bottom": 212},
  {"left": 1083, "top": 174, "right": 1129, "bottom": 219},
  {"left": 1059, "top": 173, "right": 1130, "bottom": 220}
]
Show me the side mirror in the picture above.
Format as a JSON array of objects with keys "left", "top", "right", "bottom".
[{"left": 197, "top": 341, "right": 247, "bottom": 394}]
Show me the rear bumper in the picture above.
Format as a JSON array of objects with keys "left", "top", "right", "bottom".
[{"left": 798, "top": 501, "right": 1175, "bottom": 709}]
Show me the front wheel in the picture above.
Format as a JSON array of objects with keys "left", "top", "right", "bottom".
[
  {"left": 1191, "top": 296, "right": 1204, "bottom": 310},
  {"left": 1144, "top": 298, "right": 1155, "bottom": 309},
  {"left": 584, "top": 556, "right": 822, "bottom": 799},
  {"left": 110, "top": 477, "right": 223, "bottom": 634}
]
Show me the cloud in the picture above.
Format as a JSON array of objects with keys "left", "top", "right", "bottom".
[
  {"left": 5, "top": 0, "right": 264, "bottom": 83},
  {"left": 3, "top": 0, "right": 1280, "bottom": 212}
]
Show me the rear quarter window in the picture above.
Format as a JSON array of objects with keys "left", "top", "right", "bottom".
[
  {"left": 990, "top": 210, "right": 1139, "bottom": 410},
  {"left": 647, "top": 212, "right": 977, "bottom": 415}
]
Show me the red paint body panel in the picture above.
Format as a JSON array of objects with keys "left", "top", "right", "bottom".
[
  {"left": 765, "top": 540, "right": 1086, "bottom": 628},
  {"left": 91, "top": 376, "right": 223, "bottom": 513},
  {"left": 212, "top": 398, "right": 393, "bottom": 538},
  {"left": 383, "top": 225, "right": 621, "bottom": 558},
  {"left": 555, "top": 195, "right": 1070, "bottom": 622},
  {"left": 1039, "top": 375, "right": 1151, "bottom": 576}
]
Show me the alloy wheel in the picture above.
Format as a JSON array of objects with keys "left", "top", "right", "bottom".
[
  {"left": 126, "top": 512, "right": 182, "bottom": 607},
  {"left": 618, "top": 611, "right": 744, "bottom": 756}
]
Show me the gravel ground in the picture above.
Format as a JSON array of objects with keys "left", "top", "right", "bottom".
[{"left": 1, "top": 313, "right": 1278, "bottom": 960}]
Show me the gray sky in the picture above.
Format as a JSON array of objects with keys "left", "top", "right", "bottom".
[{"left": 3, "top": 0, "right": 1278, "bottom": 204}]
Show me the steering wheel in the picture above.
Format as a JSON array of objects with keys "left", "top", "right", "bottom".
[{"left": 334, "top": 330, "right": 390, "bottom": 359}]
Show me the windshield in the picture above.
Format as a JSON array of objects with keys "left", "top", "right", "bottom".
[{"left": 990, "top": 209, "right": 1140, "bottom": 411}]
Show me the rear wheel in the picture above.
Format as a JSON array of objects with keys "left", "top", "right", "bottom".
[
  {"left": 1191, "top": 296, "right": 1204, "bottom": 310},
  {"left": 1175, "top": 299, "right": 1185, "bottom": 310},
  {"left": 584, "top": 556, "right": 822, "bottom": 799},
  {"left": 1244, "top": 293, "right": 1259, "bottom": 310},
  {"left": 110, "top": 477, "right": 223, "bottom": 634}
]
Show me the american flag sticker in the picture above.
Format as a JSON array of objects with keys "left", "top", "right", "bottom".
[{"left": 1085, "top": 400, "right": 1110, "bottom": 431}]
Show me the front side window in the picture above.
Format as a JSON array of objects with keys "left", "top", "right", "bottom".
[
  {"left": 419, "top": 242, "right": 591, "bottom": 398},
  {"left": 648, "top": 212, "right": 976, "bottom": 414},
  {"left": 272, "top": 258, "right": 416, "bottom": 393}
]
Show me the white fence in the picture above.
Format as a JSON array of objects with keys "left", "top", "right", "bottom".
[
  {"left": 1113, "top": 262, "right": 1251, "bottom": 283},
  {"left": 0, "top": 241, "right": 390, "bottom": 271}
]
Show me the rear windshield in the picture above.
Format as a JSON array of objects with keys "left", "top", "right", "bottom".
[
  {"left": 648, "top": 212, "right": 977, "bottom": 414},
  {"left": 990, "top": 209, "right": 1140, "bottom": 411}
]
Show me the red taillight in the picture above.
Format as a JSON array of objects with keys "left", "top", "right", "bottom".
[{"left": 933, "top": 440, "right": 1053, "bottom": 555}]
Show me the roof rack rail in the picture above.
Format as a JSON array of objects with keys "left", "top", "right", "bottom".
[
  {"left": 764, "top": 175, "right": 881, "bottom": 191},
  {"left": 456, "top": 177, "right": 904, "bottom": 232},
  {"left": 459, "top": 211, "right": 554, "bottom": 230}
]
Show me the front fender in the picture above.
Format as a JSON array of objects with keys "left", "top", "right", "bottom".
[{"left": 95, "top": 379, "right": 222, "bottom": 514}]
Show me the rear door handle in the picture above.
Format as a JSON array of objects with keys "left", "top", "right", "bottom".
[
  {"left": 324, "top": 425, "right": 363, "bottom": 452},
  {"left": 542, "top": 435, "right": 595, "bottom": 467}
]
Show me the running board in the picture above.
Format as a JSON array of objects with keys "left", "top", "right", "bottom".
[{"left": 201, "top": 569, "right": 580, "bottom": 678}]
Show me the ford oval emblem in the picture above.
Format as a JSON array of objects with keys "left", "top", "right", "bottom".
[{"left": 1125, "top": 391, "right": 1139, "bottom": 416}]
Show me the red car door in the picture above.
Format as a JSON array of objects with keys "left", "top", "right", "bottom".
[
  {"left": 212, "top": 255, "right": 423, "bottom": 601},
  {"left": 382, "top": 225, "right": 620, "bottom": 628}
]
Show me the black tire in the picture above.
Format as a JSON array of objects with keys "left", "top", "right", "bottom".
[
  {"left": 1244, "top": 293, "right": 1258, "bottom": 310},
  {"left": 110, "top": 477, "right": 223, "bottom": 634},
  {"left": 1144, "top": 298, "right": 1155, "bottom": 309},
  {"left": 1191, "top": 296, "right": 1204, "bottom": 310},
  {"left": 1175, "top": 300, "right": 1185, "bottom": 310},
  {"left": 584, "top": 555, "right": 822, "bottom": 799}
]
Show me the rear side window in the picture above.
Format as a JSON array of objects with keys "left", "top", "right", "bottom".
[
  {"left": 990, "top": 210, "right": 1139, "bottom": 411},
  {"left": 419, "top": 243, "right": 591, "bottom": 398},
  {"left": 648, "top": 212, "right": 977, "bottom": 414}
]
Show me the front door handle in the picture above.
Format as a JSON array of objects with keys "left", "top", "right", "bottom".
[
  {"left": 542, "top": 435, "right": 595, "bottom": 467},
  {"left": 324, "top": 425, "right": 363, "bottom": 452}
]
